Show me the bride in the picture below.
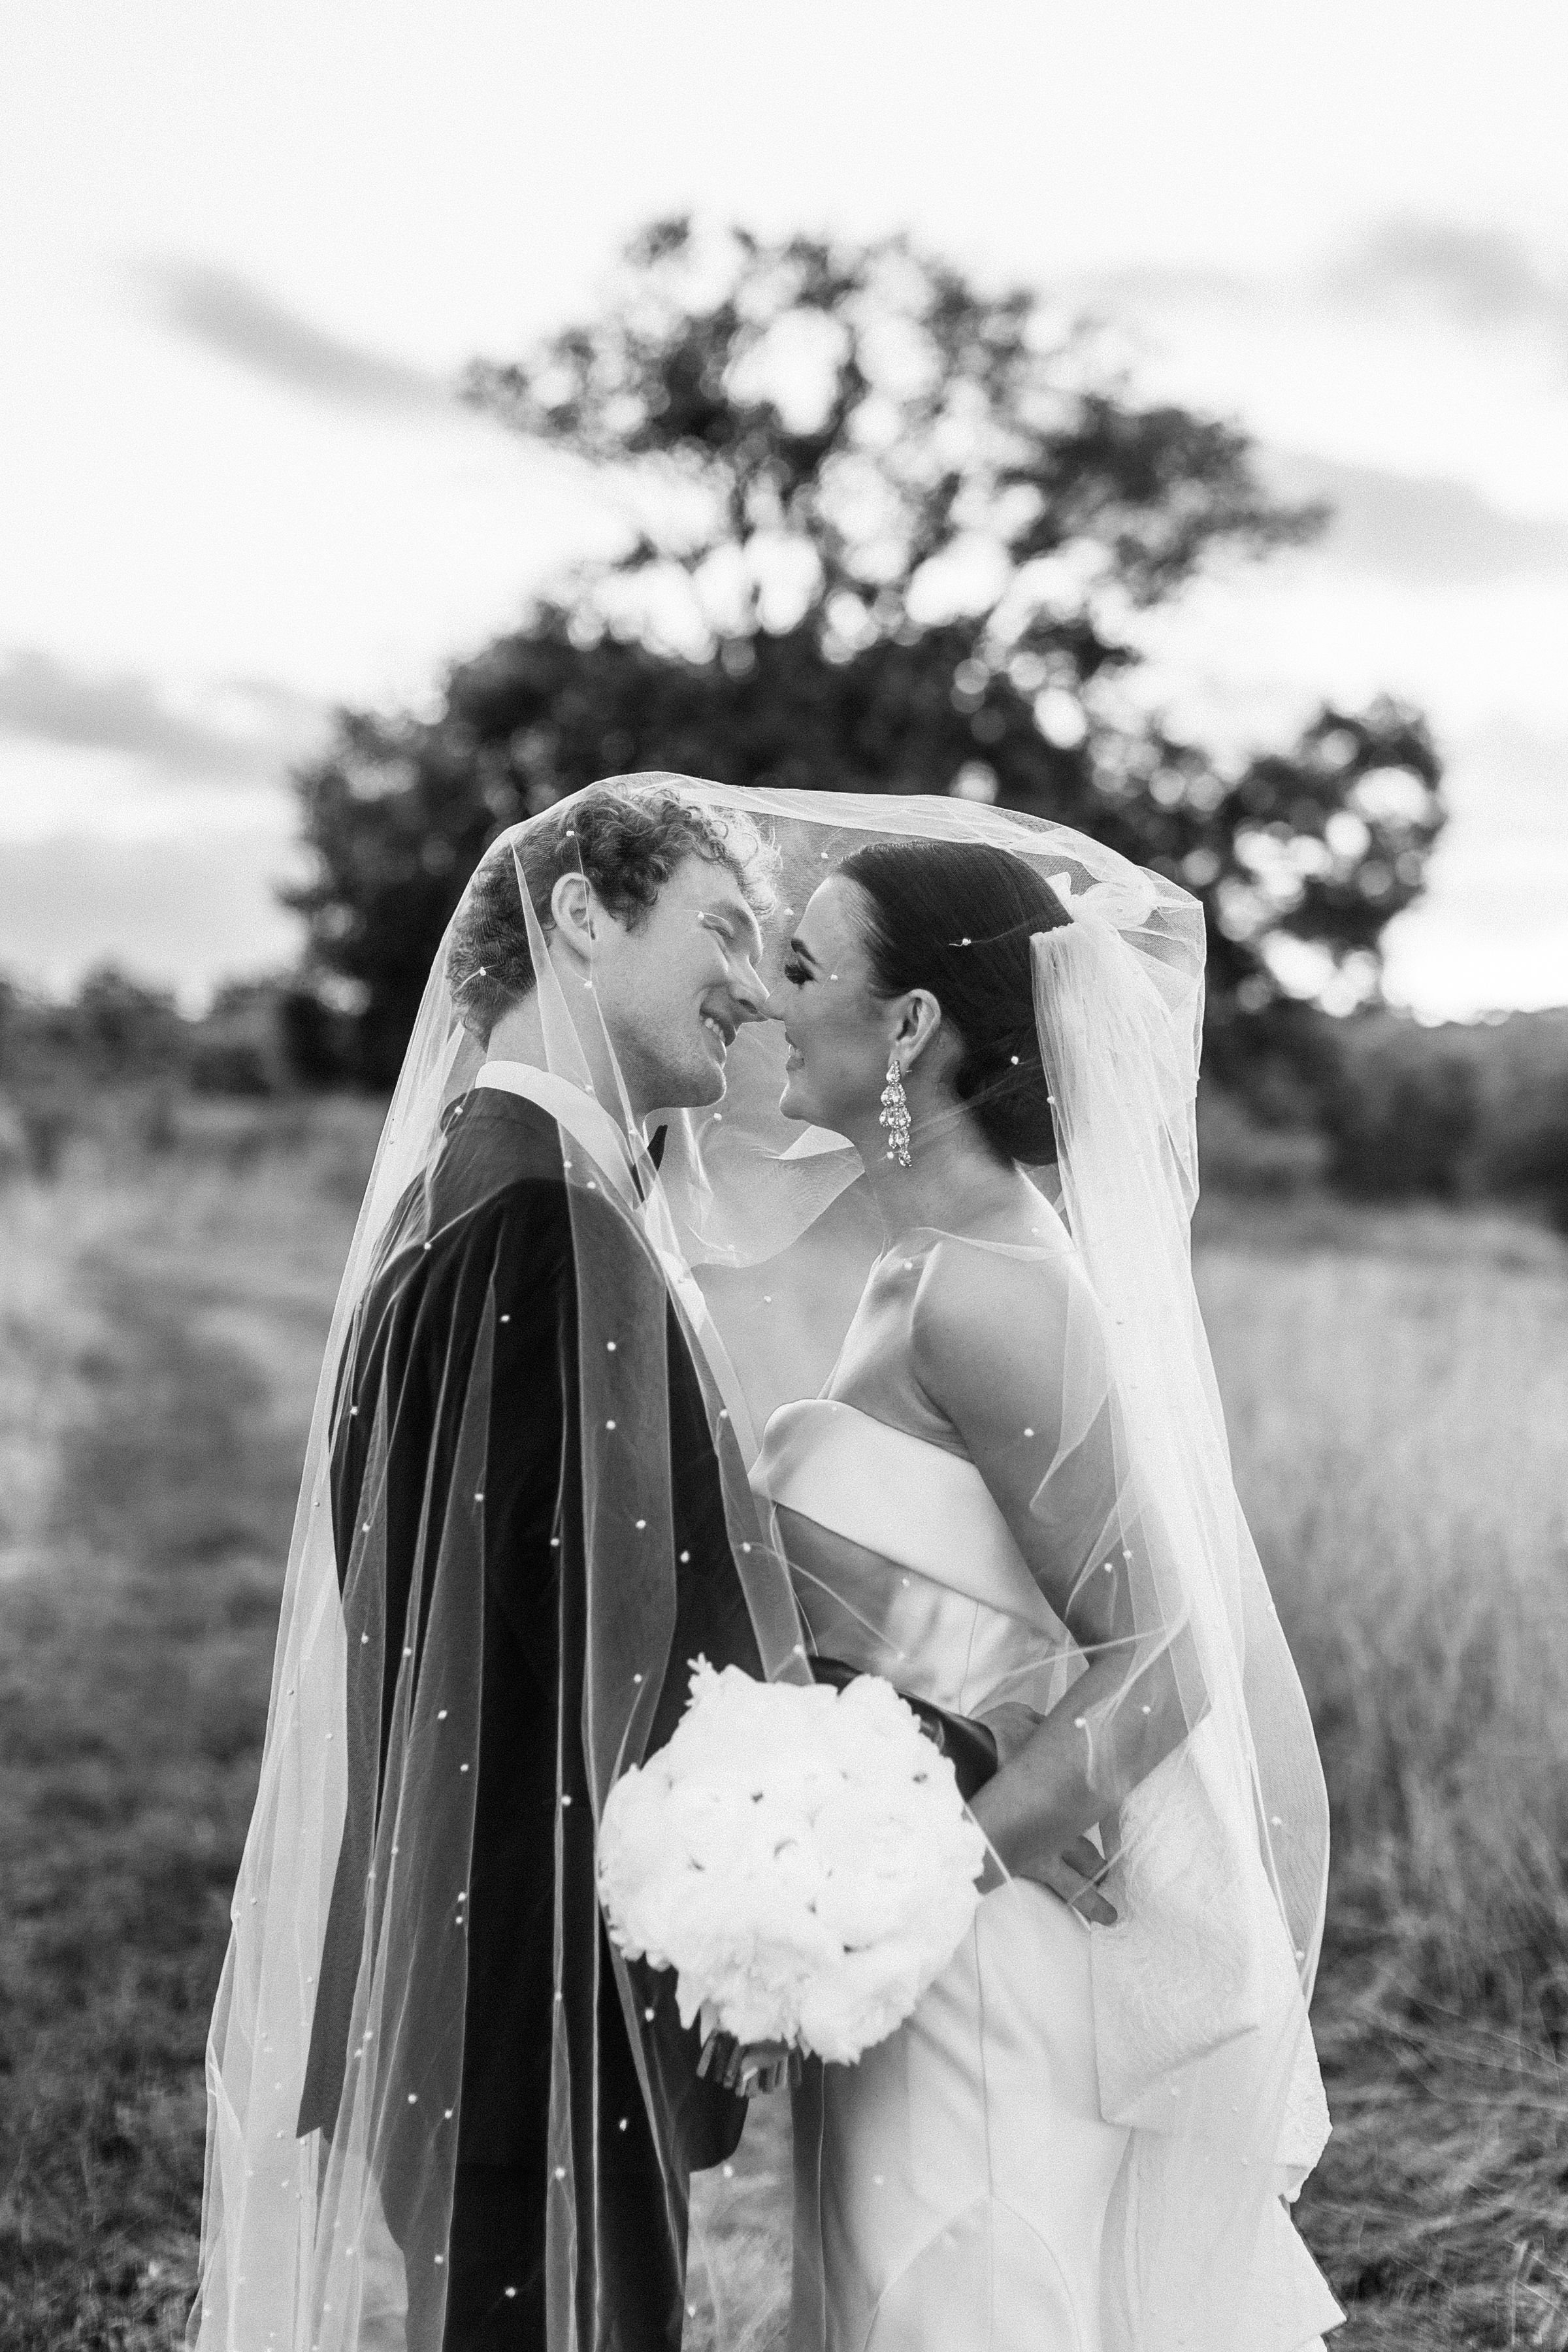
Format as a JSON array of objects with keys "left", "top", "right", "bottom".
[{"left": 740, "top": 834, "right": 1343, "bottom": 2352}]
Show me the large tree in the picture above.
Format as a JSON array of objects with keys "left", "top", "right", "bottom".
[{"left": 288, "top": 221, "right": 1444, "bottom": 1080}]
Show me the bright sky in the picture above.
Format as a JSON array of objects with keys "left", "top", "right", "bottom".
[{"left": 3, "top": 0, "right": 1566, "bottom": 1013}]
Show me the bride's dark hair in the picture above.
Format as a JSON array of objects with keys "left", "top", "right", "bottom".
[{"left": 838, "top": 838, "right": 1073, "bottom": 1165}]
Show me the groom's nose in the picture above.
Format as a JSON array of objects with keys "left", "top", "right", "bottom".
[{"left": 729, "top": 958, "right": 772, "bottom": 1021}]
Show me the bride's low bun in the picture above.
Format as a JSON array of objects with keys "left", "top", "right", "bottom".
[
  {"left": 836, "top": 837, "right": 1073, "bottom": 1166},
  {"left": 952, "top": 1015, "right": 1059, "bottom": 1166}
]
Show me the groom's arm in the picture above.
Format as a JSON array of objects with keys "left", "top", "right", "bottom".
[
  {"left": 559, "top": 1201, "right": 767, "bottom": 2171},
  {"left": 804, "top": 1654, "right": 1004, "bottom": 1803},
  {"left": 651, "top": 1292, "right": 770, "bottom": 1746}
]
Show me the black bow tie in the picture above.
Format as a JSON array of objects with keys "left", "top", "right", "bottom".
[{"left": 627, "top": 1120, "right": 669, "bottom": 1206}]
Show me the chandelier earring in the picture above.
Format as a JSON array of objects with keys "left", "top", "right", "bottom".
[{"left": 879, "top": 1049, "right": 913, "bottom": 1169}]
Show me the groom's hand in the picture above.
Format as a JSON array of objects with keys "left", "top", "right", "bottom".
[{"left": 698, "top": 2031, "right": 800, "bottom": 2096}]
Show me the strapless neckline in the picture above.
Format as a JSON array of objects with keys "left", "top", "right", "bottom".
[{"left": 752, "top": 1396, "right": 1060, "bottom": 1634}]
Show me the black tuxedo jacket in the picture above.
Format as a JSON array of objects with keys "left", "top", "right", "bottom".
[{"left": 299, "top": 1088, "right": 764, "bottom": 2346}]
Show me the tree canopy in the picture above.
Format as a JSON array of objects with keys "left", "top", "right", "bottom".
[{"left": 288, "top": 221, "right": 1445, "bottom": 1081}]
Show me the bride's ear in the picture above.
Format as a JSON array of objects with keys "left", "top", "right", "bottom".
[{"left": 895, "top": 990, "right": 943, "bottom": 1070}]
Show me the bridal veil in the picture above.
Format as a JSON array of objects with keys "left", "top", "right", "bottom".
[{"left": 193, "top": 777, "right": 1332, "bottom": 2352}]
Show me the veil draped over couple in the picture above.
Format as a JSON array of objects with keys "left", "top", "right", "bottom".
[{"left": 191, "top": 778, "right": 1342, "bottom": 2352}]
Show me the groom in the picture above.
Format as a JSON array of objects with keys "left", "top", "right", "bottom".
[{"left": 298, "top": 782, "right": 785, "bottom": 2349}]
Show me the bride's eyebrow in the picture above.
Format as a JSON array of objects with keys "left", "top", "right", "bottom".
[{"left": 787, "top": 936, "right": 819, "bottom": 968}]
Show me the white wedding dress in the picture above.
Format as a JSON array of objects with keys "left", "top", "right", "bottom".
[
  {"left": 751, "top": 1230, "right": 1128, "bottom": 2352},
  {"left": 749, "top": 1226, "right": 1341, "bottom": 2352}
]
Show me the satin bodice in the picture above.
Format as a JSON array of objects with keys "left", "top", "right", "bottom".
[{"left": 751, "top": 1396, "right": 1070, "bottom": 1720}]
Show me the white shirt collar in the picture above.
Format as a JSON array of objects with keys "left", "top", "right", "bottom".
[
  {"left": 474, "top": 1060, "right": 642, "bottom": 1209},
  {"left": 472, "top": 1058, "right": 760, "bottom": 1463}
]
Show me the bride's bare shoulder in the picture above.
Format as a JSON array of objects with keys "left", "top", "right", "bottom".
[{"left": 907, "top": 1215, "right": 1080, "bottom": 1397}]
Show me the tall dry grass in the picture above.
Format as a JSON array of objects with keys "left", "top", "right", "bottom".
[
  {"left": 0, "top": 1103, "right": 378, "bottom": 2351},
  {"left": 1197, "top": 1200, "right": 1568, "bottom": 2345}
]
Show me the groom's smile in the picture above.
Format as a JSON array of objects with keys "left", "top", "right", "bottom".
[
  {"left": 585, "top": 854, "right": 770, "bottom": 1116},
  {"left": 701, "top": 1004, "right": 738, "bottom": 1062}
]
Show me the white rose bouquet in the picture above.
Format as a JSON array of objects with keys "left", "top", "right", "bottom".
[{"left": 596, "top": 1659, "right": 989, "bottom": 2066}]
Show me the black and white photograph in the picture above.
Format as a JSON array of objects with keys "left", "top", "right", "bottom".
[{"left": 2, "top": 7, "right": 1565, "bottom": 2349}]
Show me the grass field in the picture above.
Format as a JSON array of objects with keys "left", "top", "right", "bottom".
[
  {"left": 1196, "top": 1197, "right": 1568, "bottom": 2347},
  {"left": 1, "top": 1100, "right": 1565, "bottom": 2349}
]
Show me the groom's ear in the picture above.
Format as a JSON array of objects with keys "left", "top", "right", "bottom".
[{"left": 548, "top": 872, "right": 598, "bottom": 970}]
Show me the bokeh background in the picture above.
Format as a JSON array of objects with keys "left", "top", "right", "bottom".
[{"left": 1, "top": 6, "right": 1565, "bottom": 2345}]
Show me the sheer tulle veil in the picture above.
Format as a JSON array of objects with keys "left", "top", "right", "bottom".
[{"left": 191, "top": 776, "right": 1331, "bottom": 2352}]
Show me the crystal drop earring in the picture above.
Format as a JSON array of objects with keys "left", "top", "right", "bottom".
[{"left": 879, "top": 1049, "right": 913, "bottom": 1169}]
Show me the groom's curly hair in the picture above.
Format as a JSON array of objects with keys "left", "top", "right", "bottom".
[{"left": 447, "top": 780, "right": 777, "bottom": 1042}]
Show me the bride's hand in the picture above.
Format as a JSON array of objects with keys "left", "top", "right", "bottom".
[
  {"left": 987, "top": 1835, "right": 1117, "bottom": 1926},
  {"left": 698, "top": 2030, "right": 801, "bottom": 2096},
  {"left": 974, "top": 1701, "right": 1045, "bottom": 1767}
]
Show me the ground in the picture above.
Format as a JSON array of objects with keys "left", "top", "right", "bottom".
[{"left": 1, "top": 1099, "right": 1565, "bottom": 2349}]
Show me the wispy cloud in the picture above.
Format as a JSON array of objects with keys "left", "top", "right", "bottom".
[
  {"left": 1324, "top": 219, "right": 1568, "bottom": 342},
  {"left": 0, "top": 651, "right": 324, "bottom": 780},
  {"left": 1079, "top": 216, "right": 1568, "bottom": 348},
  {"left": 1064, "top": 223, "right": 1568, "bottom": 587},
  {"left": 1266, "top": 453, "right": 1568, "bottom": 584},
  {"left": 131, "top": 259, "right": 456, "bottom": 417}
]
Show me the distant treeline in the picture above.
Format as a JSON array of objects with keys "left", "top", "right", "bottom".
[
  {"left": 2, "top": 966, "right": 1563, "bottom": 1224},
  {"left": 0, "top": 970, "right": 343, "bottom": 1102},
  {"left": 1211, "top": 998, "right": 1568, "bottom": 1222},
  {"left": 0, "top": 970, "right": 349, "bottom": 1175}
]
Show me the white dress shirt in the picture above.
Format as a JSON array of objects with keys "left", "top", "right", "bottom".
[{"left": 475, "top": 1059, "right": 643, "bottom": 1209}]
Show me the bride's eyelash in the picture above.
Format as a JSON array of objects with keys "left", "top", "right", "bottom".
[{"left": 782, "top": 956, "right": 811, "bottom": 985}]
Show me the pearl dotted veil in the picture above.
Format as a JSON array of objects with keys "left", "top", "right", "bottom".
[{"left": 191, "top": 777, "right": 1333, "bottom": 2352}]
